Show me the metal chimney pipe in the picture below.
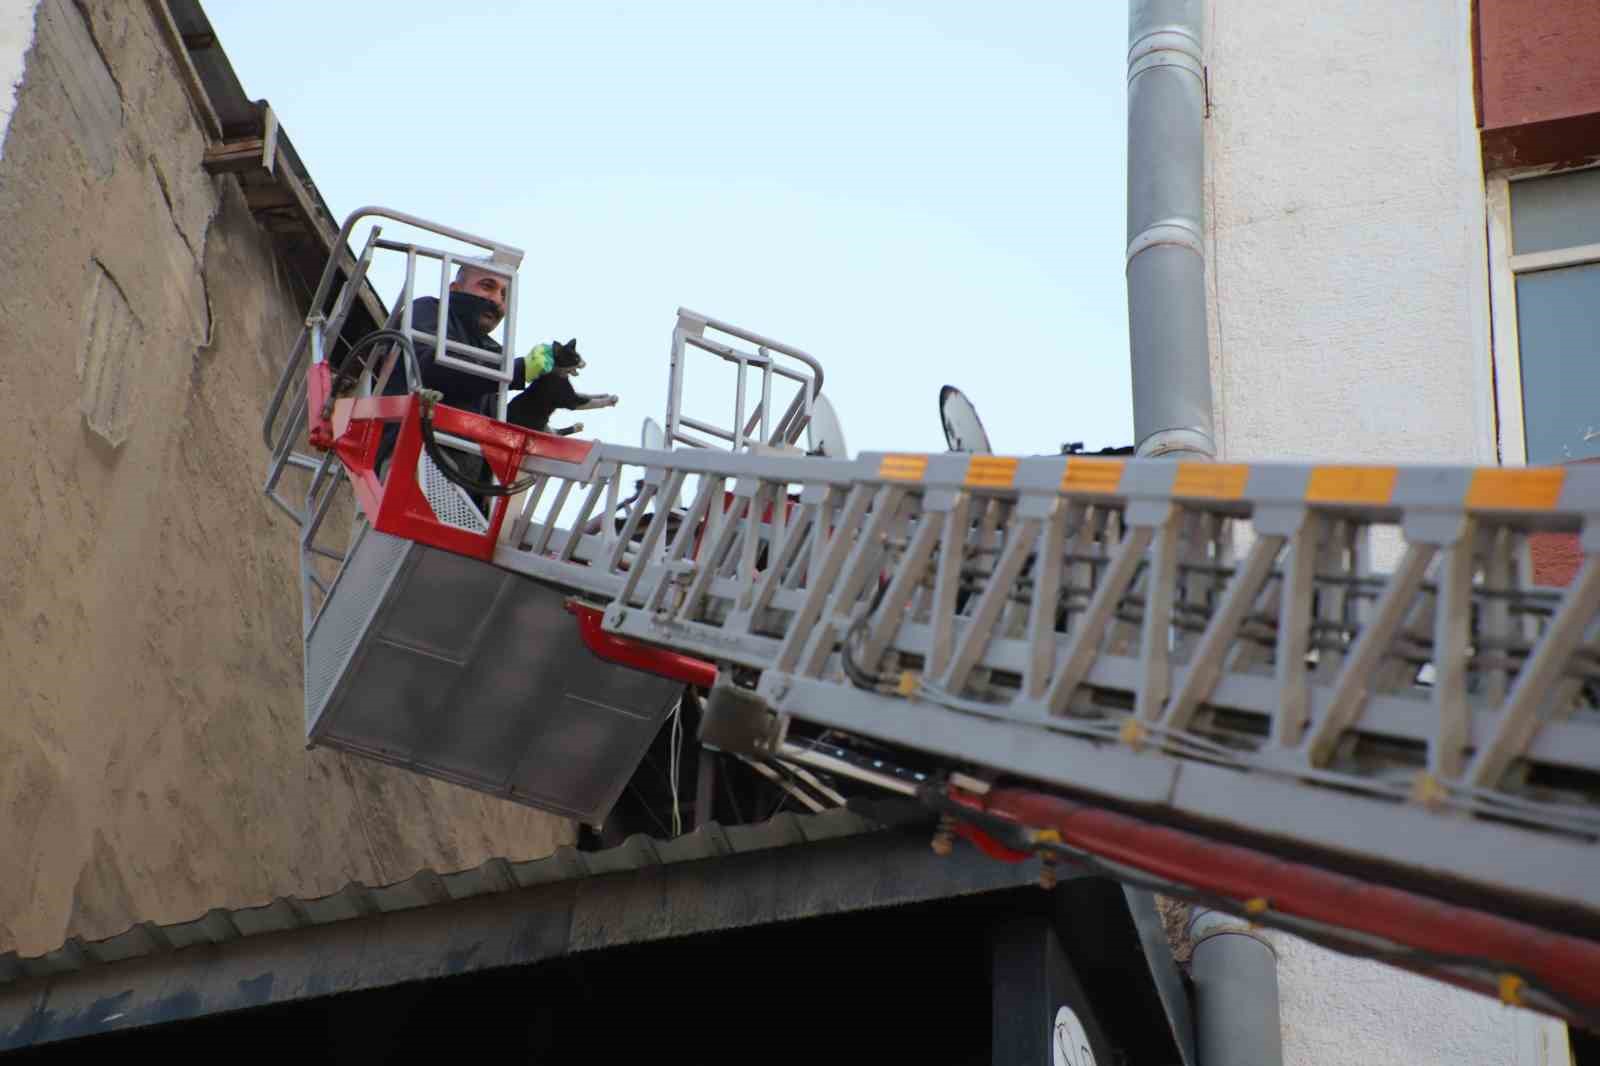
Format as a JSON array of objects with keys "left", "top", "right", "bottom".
[
  {"left": 1127, "top": 0, "right": 1216, "bottom": 459},
  {"left": 1186, "top": 908, "right": 1285, "bottom": 1066}
]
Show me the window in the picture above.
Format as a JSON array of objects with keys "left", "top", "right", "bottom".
[{"left": 1487, "top": 164, "right": 1600, "bottom": 465}]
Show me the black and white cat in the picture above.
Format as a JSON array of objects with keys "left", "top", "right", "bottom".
[{"left": 505, "top": 338, "right": 618, "bottom": 436}]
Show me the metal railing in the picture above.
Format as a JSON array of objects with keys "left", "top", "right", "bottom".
[
  {"left": 261, "top": 207, "right": 527, "bottom": 632},
  {"left": 261, "top": 206, "right": 525, "bottom": 524},
  {"left": 664, "top": 309, "right": 823, "bottom": 453}
]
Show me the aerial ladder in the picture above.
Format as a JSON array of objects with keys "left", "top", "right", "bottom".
[{"left": 264, "top": 208, "right": 1600, "bottom": 1028}]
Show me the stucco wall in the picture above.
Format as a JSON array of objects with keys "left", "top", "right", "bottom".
[
  {"left": 0, "top": 0, "right": 570, "bottom": 959},
  {"left": 1205, "top": 0, "right": 1494, "bottom": 467},
  {"left": 1203, "top": 3, "right": 1570, "bottom": 1063},
  {"left": 1263, "top": 930, "right": 1571, "bottom": 1066}
]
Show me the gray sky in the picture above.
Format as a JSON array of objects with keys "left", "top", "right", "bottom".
[{"left": 207, "top": 1, "right": 1132, "bottom": 457}]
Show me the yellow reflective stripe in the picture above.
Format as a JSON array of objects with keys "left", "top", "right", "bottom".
[
  {"left": 1466, "top": 467, "right": 1565, "bottom": 510},
  {"left": 1060, "top": 458, "right": 1125, "bottom": 494},
  {"left": 878, "top": 454, "right": 928, "bottom": 481},
  {"left": 965, "top": 456, "right": 1019, "bottom": 489},
  {"left": 1173, "top": 463, "right": 1250, "bottom": 500},
  {"left": 1306, "top": 465, "right": 1397, "bottom": 505}
]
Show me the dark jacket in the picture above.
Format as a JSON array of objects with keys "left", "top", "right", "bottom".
[{"left": 383, "top": 296, "right": 527, "bottom": 418}]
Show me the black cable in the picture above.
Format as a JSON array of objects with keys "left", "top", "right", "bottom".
[
  {"left": 338, "top": 328, "right": 540, "bottom": 499},
  {"left": 841, "top": 615, "right": 887, "bottom": 690},
  {"left": 842, "top": 577, "right": 893, "bottom": 690},
  {"left": 418, "top": 393, "right": 541, "bottom": 498},
  {"left": 323, "top": 328, "right": 418, "bottom": 414}
]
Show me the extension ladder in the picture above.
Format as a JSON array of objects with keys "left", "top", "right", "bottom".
[{"left": 265, "top": 208, "right": 1600, "bottom": 1026}]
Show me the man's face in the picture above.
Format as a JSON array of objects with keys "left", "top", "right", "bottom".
[{"left": 450, "top": 267, "right": 508, "bottom": 334}]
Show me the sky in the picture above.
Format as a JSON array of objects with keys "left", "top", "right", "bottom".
[{"left": 206, "top": 1, "right": 1133, "bottom": 458}]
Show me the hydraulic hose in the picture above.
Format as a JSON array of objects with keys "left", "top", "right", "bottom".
[{"left": 339, "top": 328, "right": 539, "bottom": 499}]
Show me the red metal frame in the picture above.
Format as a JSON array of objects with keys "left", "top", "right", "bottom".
[
  {"left": 319, "top": 386, "right": 723, "bottom": 685},
  {"left": 306, "top": 363, "right": 335, "bottom": 449},
  {"left": 947, "top": 785, "right": 1600, "bottom": 1021},
  {"left": 566, "top": 601, "right": 718, "bottom": 689},
  {"left": 950, "top": 821, "right": 1033, "bottom": 863},
  {"left": 329, "top": 393, "right": 594, "bottom": 561}
]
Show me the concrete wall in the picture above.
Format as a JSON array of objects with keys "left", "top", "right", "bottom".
[
  {"left": 1204, "top": 2, "right": 1571, "bottom": 1063},
  {"left": 0, "top": 0, "right": 570, "bottom": 959},
  {"left": 1205, "top": 0, "right": 1494, "bottom": 467}
]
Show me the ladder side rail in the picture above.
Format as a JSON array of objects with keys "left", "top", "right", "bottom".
[
  {"left": 263, "top": 382, "right": 312, "bottom": 523},
  {"left": 296, "top": 450, "right": 345, "bottom": 632},
  {"left": 317, "top": 225, "right": 384, "bottom": 372},
  {"left": 264, "top": 324, "right": 312, "bottom": 454}
]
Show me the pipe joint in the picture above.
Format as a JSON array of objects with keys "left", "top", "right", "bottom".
[
  {"left": 1136, "top": 427, "right": 1216, "bottom": 460},
  {"left": 1126, "top": 218, "right": 1204, "bottom": 270},
  {"left": 1128, "top": 27, "right": 1203, "bottom": 84},
  {"left": 1187, "top": 907, "right": 1279, "bottom": 957}
]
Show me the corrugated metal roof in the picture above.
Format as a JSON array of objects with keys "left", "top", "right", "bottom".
[{"left": 0, "top": 808, "right": 883, "bottom": 987}]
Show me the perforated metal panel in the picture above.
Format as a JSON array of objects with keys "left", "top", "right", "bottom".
[
  {"left": 305, "top": 524, "right": 682, "bottom": 824},
  {"left": 417, "top": 450, "right": 490, "bottom": 533}
]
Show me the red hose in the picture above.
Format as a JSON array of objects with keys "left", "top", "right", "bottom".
[{"left": 950, "top": 786, "right": 1600, "bottom": 1016}]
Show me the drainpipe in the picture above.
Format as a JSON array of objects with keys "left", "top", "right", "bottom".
[
  {"left": 1186, "top": 908, "right": 1284, "bottom": 1066},
  {"left": 1127, "top": 0, "right": 1216, "bottom": 459}
]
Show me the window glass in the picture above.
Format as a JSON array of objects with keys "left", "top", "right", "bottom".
[
  {"left": 1510, "top": 167, "right": 1600, "bottom": 255},
  {"left": 1515, "top": 262, "right": 1600, "bottom": 464}
]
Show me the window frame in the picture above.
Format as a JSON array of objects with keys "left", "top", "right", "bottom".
[{"left": 1486, "top": 160, "right": 1600, "bottom": 467}]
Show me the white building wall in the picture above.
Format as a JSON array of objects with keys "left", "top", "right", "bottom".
[
  {"left": 1205, "top": 0, "right": 1496, "bottom": 466},
  {"left": 0, "top": 0, "right": 39, "bottom": 162},
  {"left": 1204, "top": 2, "right": 1570, "bottom": 1064},
  {"left": 1262, "top": 929, "right": 1570, "bottom": 1066}
]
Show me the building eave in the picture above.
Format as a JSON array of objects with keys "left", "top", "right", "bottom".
[{"left": 0, "top": 807, "right": 1049, "bottom": 1051}]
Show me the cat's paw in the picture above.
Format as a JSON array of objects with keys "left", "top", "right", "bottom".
[{"left": 577, "top": 393, "right": 619, "bottom": 411}]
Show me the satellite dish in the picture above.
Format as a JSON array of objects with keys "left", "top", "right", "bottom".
[
  {"left": 940, "top": 385, "right": 993, "bottom": 454},
  {"left": 806, "top": 395, "right": 849, "bottom": 458}
]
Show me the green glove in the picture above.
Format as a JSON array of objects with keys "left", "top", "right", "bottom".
[{"left": 523, "top": 343, "right": 554, "bottom": 387}]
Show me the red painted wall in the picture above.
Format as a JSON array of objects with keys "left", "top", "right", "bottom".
[
  {"left": 1530, "top": 531, "right": 1583, "bottom": 588},
  {"left": 1527, "top": 461, "right": 1598, "bottom": 588},
  {"left": 1476, "top": 0, "right": 1600, "bottom": 169}
]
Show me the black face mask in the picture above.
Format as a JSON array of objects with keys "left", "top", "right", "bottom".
[{"left": 448, "top": 291, "right": 502, "bottom": 338}]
